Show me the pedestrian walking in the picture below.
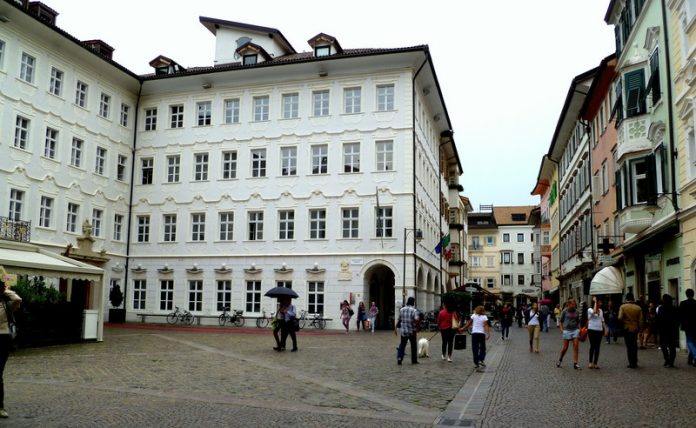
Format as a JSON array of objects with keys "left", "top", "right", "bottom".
[
  {"left": 540, "top": 302, "right": 550, "bottom": 332},
  {"left": 462, "top": 305, "right": 490, "bottom": 368},
  {"left": 272, "top": 301, "right": 286, "bottom": 351},
  {"left": 655, "top": 294, "right": 679, "bottom": 368},
  {"left": 640, "top": 302, "right": 657, "bottom": 349},
  {"left": 437, "top": 301, "right": 459, "bottom": 362},
  {"left": 279, "top": 296, "right": 298, "bottom": 352},
  {"left": 356, "top": 301, "right": 366, "bottom": 331},
  {"left": 554, "top": 304, "right": 561, "bottom": 327},
  {"left": 525, "top": 302, "right": 541, "bottom": 353},
  {"left": 396, "top": 297, "right": 420, "bottom": 365},
  {"left": 618, "top": 292, "right": 643, "bottom": 369},
  {"left": 0, "top": 279, "right": 22, "bottom": 419},
  {"left": 500, "top": 303, "right": 513, "bottom": 340},
  {"left": 367, "top": 301, "right": 379, "bottom": 333},
  {"left": 340, "top": 300, "right": 353, "bottom": 333},
  {"left": 603, "top": 300, "right": 618, "bottom": 344},
  {"left": 586, "top": 296, "right": 607, "bottom": 369},
  {"left": 556, "top": 298, "right": 582, "bottom": 370},
  {"left": 679, "top": 289, "right": 696, "bottom": 366}
]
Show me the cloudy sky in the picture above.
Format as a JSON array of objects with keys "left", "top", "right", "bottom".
[{"left": 49, "top": 0, "right": 616, "bottom": 209}]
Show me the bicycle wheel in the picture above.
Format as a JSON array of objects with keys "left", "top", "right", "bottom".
[
  {"left": 299, "top": 318, "right": 306, "bottom": 330},
  {"left": 166, "top": 312, "right": 177, "bottom": 324},
  {"left": 218, "top": 314, "right": 228, "bottom": 326},
  {"left": 183, "top": 313, "right": 194, "bottom": 325},
  {"left": 318, "top": 318, "right": 326, "bottom": 329},
  {"left": 234, "top": 316, "right": 245, "bottom": 327},
  {"left": 256, "top": 317, "right": 268, "bottom": 328}
]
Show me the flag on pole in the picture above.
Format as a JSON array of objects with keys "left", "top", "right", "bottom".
[{"left": 435, "top": 233, "right": 450, "bottom": 256}]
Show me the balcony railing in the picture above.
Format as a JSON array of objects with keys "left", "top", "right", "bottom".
[{"left": 0, "top": 217, "right": 31, "bottom": 243}]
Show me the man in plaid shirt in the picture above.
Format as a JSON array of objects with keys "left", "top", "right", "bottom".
[{"left": 397, "top": 297, "right": 420, "bottom": 365}]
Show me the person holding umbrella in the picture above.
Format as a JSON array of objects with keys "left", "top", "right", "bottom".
[{"left": 264, "top": 286, "right": 299, "bottom": 352}]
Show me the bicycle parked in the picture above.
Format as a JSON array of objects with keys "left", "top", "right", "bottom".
[
  {"left": 167, "top": 306, "right": 194, "bottom": 325},
  {"left": 218, "top": 307, "right": 245, "bottom": 327},
  {"left": 298, "top": 310, "right": 326, "bottom": 330},
  {"left": 256, "top": 309, "right": 275, "bottom": 328}
]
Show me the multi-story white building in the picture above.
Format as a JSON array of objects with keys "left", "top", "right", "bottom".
[
  {"left": 493, "top": 206, "right": 537, "bottom": 305},
  {"left": 0, "top": 2, "right": 462, "bottom": 329}
]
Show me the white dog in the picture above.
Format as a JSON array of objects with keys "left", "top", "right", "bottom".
[{"left": 417, "top": 337, "right": 430, "bottom": 358}]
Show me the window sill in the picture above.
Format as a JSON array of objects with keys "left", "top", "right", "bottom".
[
  {"left": 279, "top": 116, "right": 300, "bottom": 121},
  {"left": 10, "top": 145, "right": 31, "bottom": 154},
  {"left": 337, "top": 238, "right": 360, "bottom": 241},
  {"left": 339, "top": 172, "right": 363, "bottom": 175},
  {"left": 218, "top": 178, "right": 238, "bottom": 181},
  {"left": 309, "top": 115, "right": 330, "bottom": 119},
  {"left": 46, "top": 91, "right": 65, "bottom": 101},
  {"left": 92, "top": 172, "right": 107, "bottom": 179},
  {"left": 97, "top": 114, "right": 111, "bottom": 122},
  {"left": 372, "top": 169, "right": 395, "bottom": 174},
  {"left": 35, "top": 225, "right": 55, "bottom": 232},
  {"left": 374, "top": 109, "right": 397, "bottom": 113},
  {"left": 221, "top": 121, "right": 241, "bottom": 126},
  {"left": 16, "top": 77, "right": 37, "bottom": 88},
  {"left": 159, "top": 241, "right": 177, "bottom": 244},
  {"left": 72, "top": 103, "right": 89, "bottom": 111},
  {"left": 40, "top": 155, "right": 60, "bottom": 163},
  {"left": 163, "top": 181, "right": 180, "bottom": 185},
  {"left": 251, "top": 119, "right": 270, "bottom": 123},
  {"left": 340, "top": 112, "right": 364, "bottom": 116},
  {"left": 308, "top": 172, "right": 329, "bottom": 176},
  {"left": 278, "top": 174, "right": 298, "bottom": 178},
  {"left": 304, "top": 238, "right": 328, "bottom": 242},
  {"left": 191, "top": 180, "right": 210, "bottom": 183},
  {"left": 194, "top": 124, "right": 212, "bottom": 128},
  {"left": 249, "top": 176, "right": 268, "bottom": 179},
  {"left": 273, "top": 239, "right": 297, "bottom": 243},
  {"left": 68, "top": 164, "right": 86, "bottom": 172}
]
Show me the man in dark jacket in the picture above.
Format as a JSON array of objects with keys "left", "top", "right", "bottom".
[
  {"left": 679, "top": 289, "right": 696, "bottom": 365},
  {"left": 655, "top": 294, "right": 679, "bottom": 368}
]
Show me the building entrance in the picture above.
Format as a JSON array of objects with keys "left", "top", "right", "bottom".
[{"left": 366, "top": 265, "right": 395, "bottom": 330}]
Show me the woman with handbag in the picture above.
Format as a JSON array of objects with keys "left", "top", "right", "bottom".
[
  {"left": 0, "top": 279, "right": 22, "bottom": 418},
  {"left": 586, "top": 296, "right": 606, "bottom": 369},
  {"left": 340, "top": 300, "right": 352, "bottom": 334},
  {"left": 556, "top": 298, "right": 582, "bottom": 370},
  {"left": 526, "top": 302, "right": 541, "bottom": 353},
  {"left": 437, "top": 301, "right": 459, "bottom": 362}
]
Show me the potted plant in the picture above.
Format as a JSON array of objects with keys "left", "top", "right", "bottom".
[{"left": 108, "top": 284, "right": 126, "bottom": 323}]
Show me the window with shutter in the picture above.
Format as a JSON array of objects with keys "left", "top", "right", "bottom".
[
  {"left": 624, "top": 69, "right": 645, "bottom": 117},
  {"left": 615, "top": 170, "right": 623, "bottom": 209},
  {"left": 648, "top": 49, "right": 661, "bottom": 104},
  {"left": 612, "top": 78, "right": 623, "bottom": 124},
  {"left": 645, "top": 153, "right": 657, "bottom": 205}
]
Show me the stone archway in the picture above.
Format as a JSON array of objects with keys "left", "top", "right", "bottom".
[{"left": 365, "top": 263, "right": 396, "bottom": 330}]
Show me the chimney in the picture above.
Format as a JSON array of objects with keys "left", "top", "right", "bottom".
[
  {"left": 82, "top": 39, "right": 115, "bottom": 60},
  {"left": 27, "top": 2, "right": 58, "bottom": 26}
]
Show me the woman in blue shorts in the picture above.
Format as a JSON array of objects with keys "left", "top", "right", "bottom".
[{"left": 556, "top": 298, "right": 581, "bottom": 370}]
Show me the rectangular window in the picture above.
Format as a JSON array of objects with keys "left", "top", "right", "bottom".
[
  {"left": 66, "top": 203, "right": 79, "bottom": 233},
  {"left": 282, "top": 93, "right": 299, "bottom": 119},
  {"left": 222, "top": 151, "right": 237, "bottom": 179},
  {"left": 39, "top": 196, "right": 53, "bottom": 228},
  {"left": 311, "top": 144, "right": 328, "bottom": 174},
  {"left": 486, "top": 278, "right": 495, "bottom": 288},
  {"left": 99, "top": 93, "right": 111, "bottom": 118},
  {"left": 95, "top": 146, "right": 107, "bottom": 175},
  {"left": 377, "top": 84, "right": 394, "bottom": 111},
  {"left": 159, "top": 280, "right": 173, "bottom": 311},
  {"left": 137, "top": 215, "right": 150, "bottom": 242},
  {"left": 113, "top": 214, "right": 123, "bottom": 241},
  {"left": 191, "top": 213, "right": 206, "bottom": 241},
  {"left": 8, "top": 189, "right": 24, "bottom": 221},
  {"left": 503, "top": 275, "right": 512, "bottom": 286},
  {"left": 248, "top": 211, "right": 264, "bottom": 240},
  {"left": 342, "top": 207, "right": 359, "bottom": 238},
  {"left": 117, "top": 155, "right": 127, "bottom": 181},
  {"left": 375, "top": 206, "right": 393, "bottom": 238},
  {"left": 309, "top": 209, "right": 326, "bottom": 239},
  {"left": 343, "top": 87, "right": 361, "bottom": 114},
  {"left": 219, "top": 212, "right": 234, "bottom": 241},
  {"left": 14, "top": 116, "right": 29, "bottom": 149},
  {"left": 243, "top": 54, "right": 257, "bottom": 65},
  {"left": 648, "top": 48, "right": 661, "bottom": 105},
  {"left": 0, "top": 40, "right": 5, "bottom": 68},
  {"left": 517, "top": 253, "right": 525, "bottom": 264},
  {"left": 133, "top": 279, "right": 146, "bottom": 310},
  {"left": 624, "top": 69, "right": 645, "bottom": 117},
  {"left": 120, "top": 103, "right": 130, "bottom": 127},
  {"left": 167, "top": 155, "right": 180, "bottom": 183},
  {"left": 503, "top": 233, "right": 510, "bottom": 243},
  {"left": 71, "top": 138, "right": 83, "bottom": 168},
  {"left": 313, "top": 90, "right": 329, "bottom": 116},
  {"left": 144, "top": 108, "right": 157, "bottom": 131},
  {"left": 631, "top": 158, "right": 649, "bottom": 204},
  {"left": 308, "top": 281, "right": 325, "bottom": 314},
  {"left": 92, "top": 209, "right": 103, "bottom": 237},
  {"left": 517, "top": 275, "right": 525, "bottom": 286},
  {"left": 44, "top": 127, "right": 58, "bottom": 159},
  {"left": 278, "top": 210, "right": 295, "bottom": 240},
  {"left": 251, "top": 149, "right": 267, "bottom": 178},
  {"left": 245, "top": 281, "right": 261, "bottom": 313},
  {"left": 217, "top": 280, "right": 232, "bottom": 311},
  {"left": 75, "top": 81, "right": 88, "bottom": 107},
  {"left": 170, "top": 105, "right": 184, "bottom": 128},
  {"left": 49, "top": 67, "right": 63, "bottom": 96},
  {"left": 224, "top": 98, "right": 240, "bottom": 124},
  {"left": 471, "top": 236, "right": 481, "bottom": 248},
  {"left": 471, "top": 256, "right": 481, "bottom": 267},
  {"left": 197, "top": 101, "right": 212, "bottom": 126},
  {"left": 601, "top": 161, "right": 609, "bottom": 194},
  {"left": 188, "top": 280, "right": 203, "bottom": 312},
  {"left": 502, "top": 252, "right": 511, "bottom": 264},
  {"left": 280, "top": 147, "right": 297, "bottom": 176},
  {"left": 141, "top": 158, "right": 153, "bottom": 185},
  {"left": 20, "top": 52, "right": 35, "bottom": 83},
  {"left": 485, "top": 236, "right": 495, "bottom": 246},
  {"left": 194, "top": 153, "right": 209, "bottom": 181},
  {"left": 163, "top": 214, "right": 177, "bottom": 242},
  {"left": 253, "top": 96, "right": 269, "bottom": 121},
  {"left": 375, "top": 140, "right": 393, "bottom": 171},
  {"left": 343, "top": 142, "right": 360, "bottom": 173},
  {"left": 486, "top": 256, "right": 495, "bottom": 267},
  {"left": 277, "top": 280, "right": 292, "bottom": 289},
  {"left": 517, "top": 233, "right": 524, "bottom": 242}
]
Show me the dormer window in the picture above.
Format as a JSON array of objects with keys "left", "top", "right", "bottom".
[
  {"left": 243, "top": 54, "right": 258, "bottom": 65},
  {"left": 315, "top": 46, "right": 330, "bottom": 57}
]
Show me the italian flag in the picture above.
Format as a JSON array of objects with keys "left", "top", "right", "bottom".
[{"left": 435, "top": 234, "right": 452, "bottom": 260}]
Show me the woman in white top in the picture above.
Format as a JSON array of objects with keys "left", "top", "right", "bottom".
[
  {"left": 526, "top": 302, "right": 541, "bottom": 353},
  {"left": 0, "top": 279, "right": 22, "bottom": 419},
  {"left": 462, "top": 305, "right": 490, "bottom": 368},
  {"left": 586, "top": 296, "right": 607, "bottom": 369}
]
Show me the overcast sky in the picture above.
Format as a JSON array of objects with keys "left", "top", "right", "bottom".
[{"left": 49, "top": 0, "right": 616, "bottom": 210}]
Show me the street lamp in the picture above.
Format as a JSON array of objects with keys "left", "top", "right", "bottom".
[{"left": 402, "top": 228, "right": 423, "bottom": 307}]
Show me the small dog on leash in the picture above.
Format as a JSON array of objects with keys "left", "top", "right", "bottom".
[{"left": 417, "top": 337, "right": 430, "bottom": 358}]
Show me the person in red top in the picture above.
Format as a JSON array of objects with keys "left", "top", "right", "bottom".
[{"left": 438, "top": 300, "right": 460, "bottom": 362}]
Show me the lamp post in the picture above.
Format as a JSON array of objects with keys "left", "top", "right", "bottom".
[{"left": 402, "top": 227, "right": 423, "bottom": 307}]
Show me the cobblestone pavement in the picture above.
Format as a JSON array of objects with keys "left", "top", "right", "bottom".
[{"left": 1, "top": 323, "right": 692, "bottom": 427}]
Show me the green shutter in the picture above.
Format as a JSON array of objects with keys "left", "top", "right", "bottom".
[
  {"left": 615, "top": 169, "right": 623, "bottom": 209},
  {"left": 625, "top": 69, "right": 646, "bottom": 117}
]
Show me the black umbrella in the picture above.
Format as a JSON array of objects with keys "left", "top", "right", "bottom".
[{"left": 264, "top": 286, "right": 299, "bottom": 299}]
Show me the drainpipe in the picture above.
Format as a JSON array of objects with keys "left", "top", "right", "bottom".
[
  {"left": 580, "top": 119, "right": 596, "bottom": 268},
  {"left": 122, "top": 81, "right": 143, "bottom": 312},
  {"left": 411, "top": 52, "right": 428, "bottom": 308},
  {"left": 661, "top": 0, "right": 679, "bottom": 212}
]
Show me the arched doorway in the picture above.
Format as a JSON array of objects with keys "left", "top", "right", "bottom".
[{"left": 366, "top": 263, "right": 395, "bottom": 330}]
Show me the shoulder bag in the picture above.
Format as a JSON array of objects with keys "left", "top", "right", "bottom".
[{"left": 451, "top": 313, "right": 460, "bottom": 330}]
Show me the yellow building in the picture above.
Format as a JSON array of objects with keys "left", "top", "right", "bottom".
[{"left": 467, "top": 207, "right": 501, "bottom": 296}]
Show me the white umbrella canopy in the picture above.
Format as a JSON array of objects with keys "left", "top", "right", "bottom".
[{"left": 590, "top": 266, "right": 624, "bottom": 295}]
